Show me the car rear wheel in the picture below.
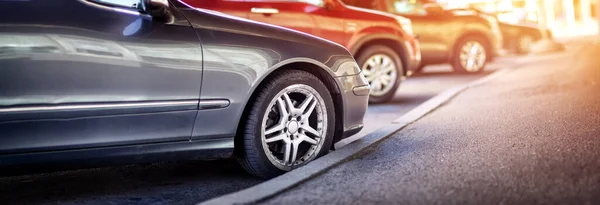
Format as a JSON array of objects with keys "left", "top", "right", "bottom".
[
  {"left": 237, "top": 70, "right": 335, "bottom": 179},
  {"left": 452, "top": 36, "right": 488, "bottom": 74},
  {"left": 357, "top": 45, "right": 403, "bottom": 103}
]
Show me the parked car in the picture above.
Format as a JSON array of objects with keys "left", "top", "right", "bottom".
[
  {"left": 342, "top": 0, "right": 503, "bottom": 73},
  {"left": 188, "top": 0, "right": 421, "bottom": 103},
  {"left": 0, "top": 0, "right": 369, "bottom": 178},
  {"left": 498, "top": 22, "right": 553, "bottom": 54},
  {"left": 454, "top": 8, "right": 553, "bottom": 54}
]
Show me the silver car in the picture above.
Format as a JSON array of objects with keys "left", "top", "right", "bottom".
[{"left": 0, "top": 0, "right": 369, "bottom": 178}]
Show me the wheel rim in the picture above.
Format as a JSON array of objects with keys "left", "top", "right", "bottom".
[
  {"left": 261, "top": 84, "right": 327, "bottom": 170},
  {"left": 361, "top": 54, "right": 398, "bottom": 97},
  {"left": 459, "top": 41, "right": 487, "bottom": 72},
  {"left": 519, "top": 35, "right": 533, "bottom": 53}
]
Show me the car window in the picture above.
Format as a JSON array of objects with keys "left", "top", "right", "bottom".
[{"left": 391, "top": 0, "right": 427, "bottom": 15}]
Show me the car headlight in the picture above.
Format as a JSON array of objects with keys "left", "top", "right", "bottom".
[{"left": 395, "top": 16, "right": 414, "bottom": 36}]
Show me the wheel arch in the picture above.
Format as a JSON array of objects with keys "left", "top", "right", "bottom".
[
  {"left": 450, "top": 31, "right": 493, "bottom": 61},
  {"left": 351, "top": 35, "right": 409, "bottom": 76},
  {"left": 233, "top": 59, "right": 346, "bottom": 155}
]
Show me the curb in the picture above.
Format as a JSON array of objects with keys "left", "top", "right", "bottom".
[
  {"left": 393, "top": 67, "right": 513, "bottom": 125},
  {"left": 199, "top": 65, "right": 518, "bottom": 205}
]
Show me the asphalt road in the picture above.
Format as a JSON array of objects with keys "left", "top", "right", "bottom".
[
  {"left": 261, "top": 42, "right": 600, "bottom": 204},
  {"left": 0, "top": 55, "right": 522, "bottom": 205},
  {"left": 336, "top": 60, "right": 512, "bottom": 148}
]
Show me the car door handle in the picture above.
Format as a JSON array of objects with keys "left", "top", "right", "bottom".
[{"left": 251, "top": 8, "right": 279, "bottom": 14}]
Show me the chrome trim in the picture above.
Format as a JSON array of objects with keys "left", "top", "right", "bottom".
[
  {"left": 199, "top": 99, "right": 230, "bottom": 110},
  {"left": 113, "top": 7, "right": 142, "bottom": 16},
  {"left": 78, "top": 0, "right": 143, "bottom": 16},
  {"left": 251, "top": 8, "right": 279, "bottom": 14},
  {"left": 0, "top": 100, "right": 199, "bottom": 113}
]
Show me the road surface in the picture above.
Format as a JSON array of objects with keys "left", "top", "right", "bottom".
[{"left": 261, "top": 40, "right": 600, "bottom": 204}]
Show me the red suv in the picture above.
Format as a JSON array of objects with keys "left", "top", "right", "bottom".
[{"left": 185, "top": 0, "right": 421, "bottom": 103}]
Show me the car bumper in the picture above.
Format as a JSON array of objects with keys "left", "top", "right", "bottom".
[
  {"left": 335, "top": 73, "right": 369, "bottom": 142},
  {"left": 405, "top": 57, "right": 421, "bottom": 76},
  {"left": 489, "top": 32, "right": 503, "bottom": 60},
  {"left": 403, "top": 37, "right": 422, "bottom": 76}
]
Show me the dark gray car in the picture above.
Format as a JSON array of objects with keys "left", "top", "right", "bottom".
[{"left": 0, "top": 0, "right": 369, "bottom": 178}]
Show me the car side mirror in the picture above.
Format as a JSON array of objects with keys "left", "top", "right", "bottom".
[
  {"left": 424, "top": 3, "right": 444, "bottom": 16},
  {"left": 141, "top": 0, "right": 174, "bottom": 22}
]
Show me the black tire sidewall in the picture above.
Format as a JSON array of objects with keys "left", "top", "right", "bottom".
[
  {"left": 242, "top": 70, "right": 335, "bottom": 178},
  {"left": 356, "top": 45, "right": 403, "bottom": 104},
  {"left": 452, "top": 36, "right": 489, "bottom": 74}
]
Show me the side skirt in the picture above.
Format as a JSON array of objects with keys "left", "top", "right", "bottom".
[{"left": 0, "top": 138, "right": 234, "bottom": 175}]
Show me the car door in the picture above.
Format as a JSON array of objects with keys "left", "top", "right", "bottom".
[
  {"left": 246, "top": 0, "right": 319, "bottom": 36},
  {"left": 309, "top": 0, "right": 349, "bottom": 46},
  {"left": 0, "top": 0, "right": 203, "bottom": 154},
  {"left": 384, "top": 0, "right": 448, "bottom": 61}
]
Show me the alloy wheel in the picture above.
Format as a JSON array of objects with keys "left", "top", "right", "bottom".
[
  {"left": 459, "top": 41, "right": 487, "bottom": 72},
  {"left": 260, "top": 84, "right": 327, "bottom": 170},
  {"left": 361, "top": 54, "right": 398, "bottom": 96}
]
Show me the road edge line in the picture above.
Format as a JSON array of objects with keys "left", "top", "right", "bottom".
[{"left": 198, "top": 67, "right": 515, "bottom": 205}]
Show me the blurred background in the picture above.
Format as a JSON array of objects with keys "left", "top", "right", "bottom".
[{"left": 439, "top": 0, "right": 599, "bottom": 38}]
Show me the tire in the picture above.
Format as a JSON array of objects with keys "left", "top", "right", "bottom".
[
  {"left": 237, "top": 70, "right": 335, "bottom": 179},
  {"left": 451, "top": 36, "right": 489, "bottom": 74},
  {"left": 515, "top": 34, "right": 534, "bottom": 54},
  {"left": 356, "top": 45, "right": 404, "bottom": 104}
]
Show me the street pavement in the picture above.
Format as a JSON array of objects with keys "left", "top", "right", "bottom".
[
  {"left": 0, "top": 55, "right": 524, "bottom": 205},
  {"left": 261, "top": 41, "right": 600, "bottom": 204},
  {"left": 336, "top": 58, "right": 518, "bottom": 148}
]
